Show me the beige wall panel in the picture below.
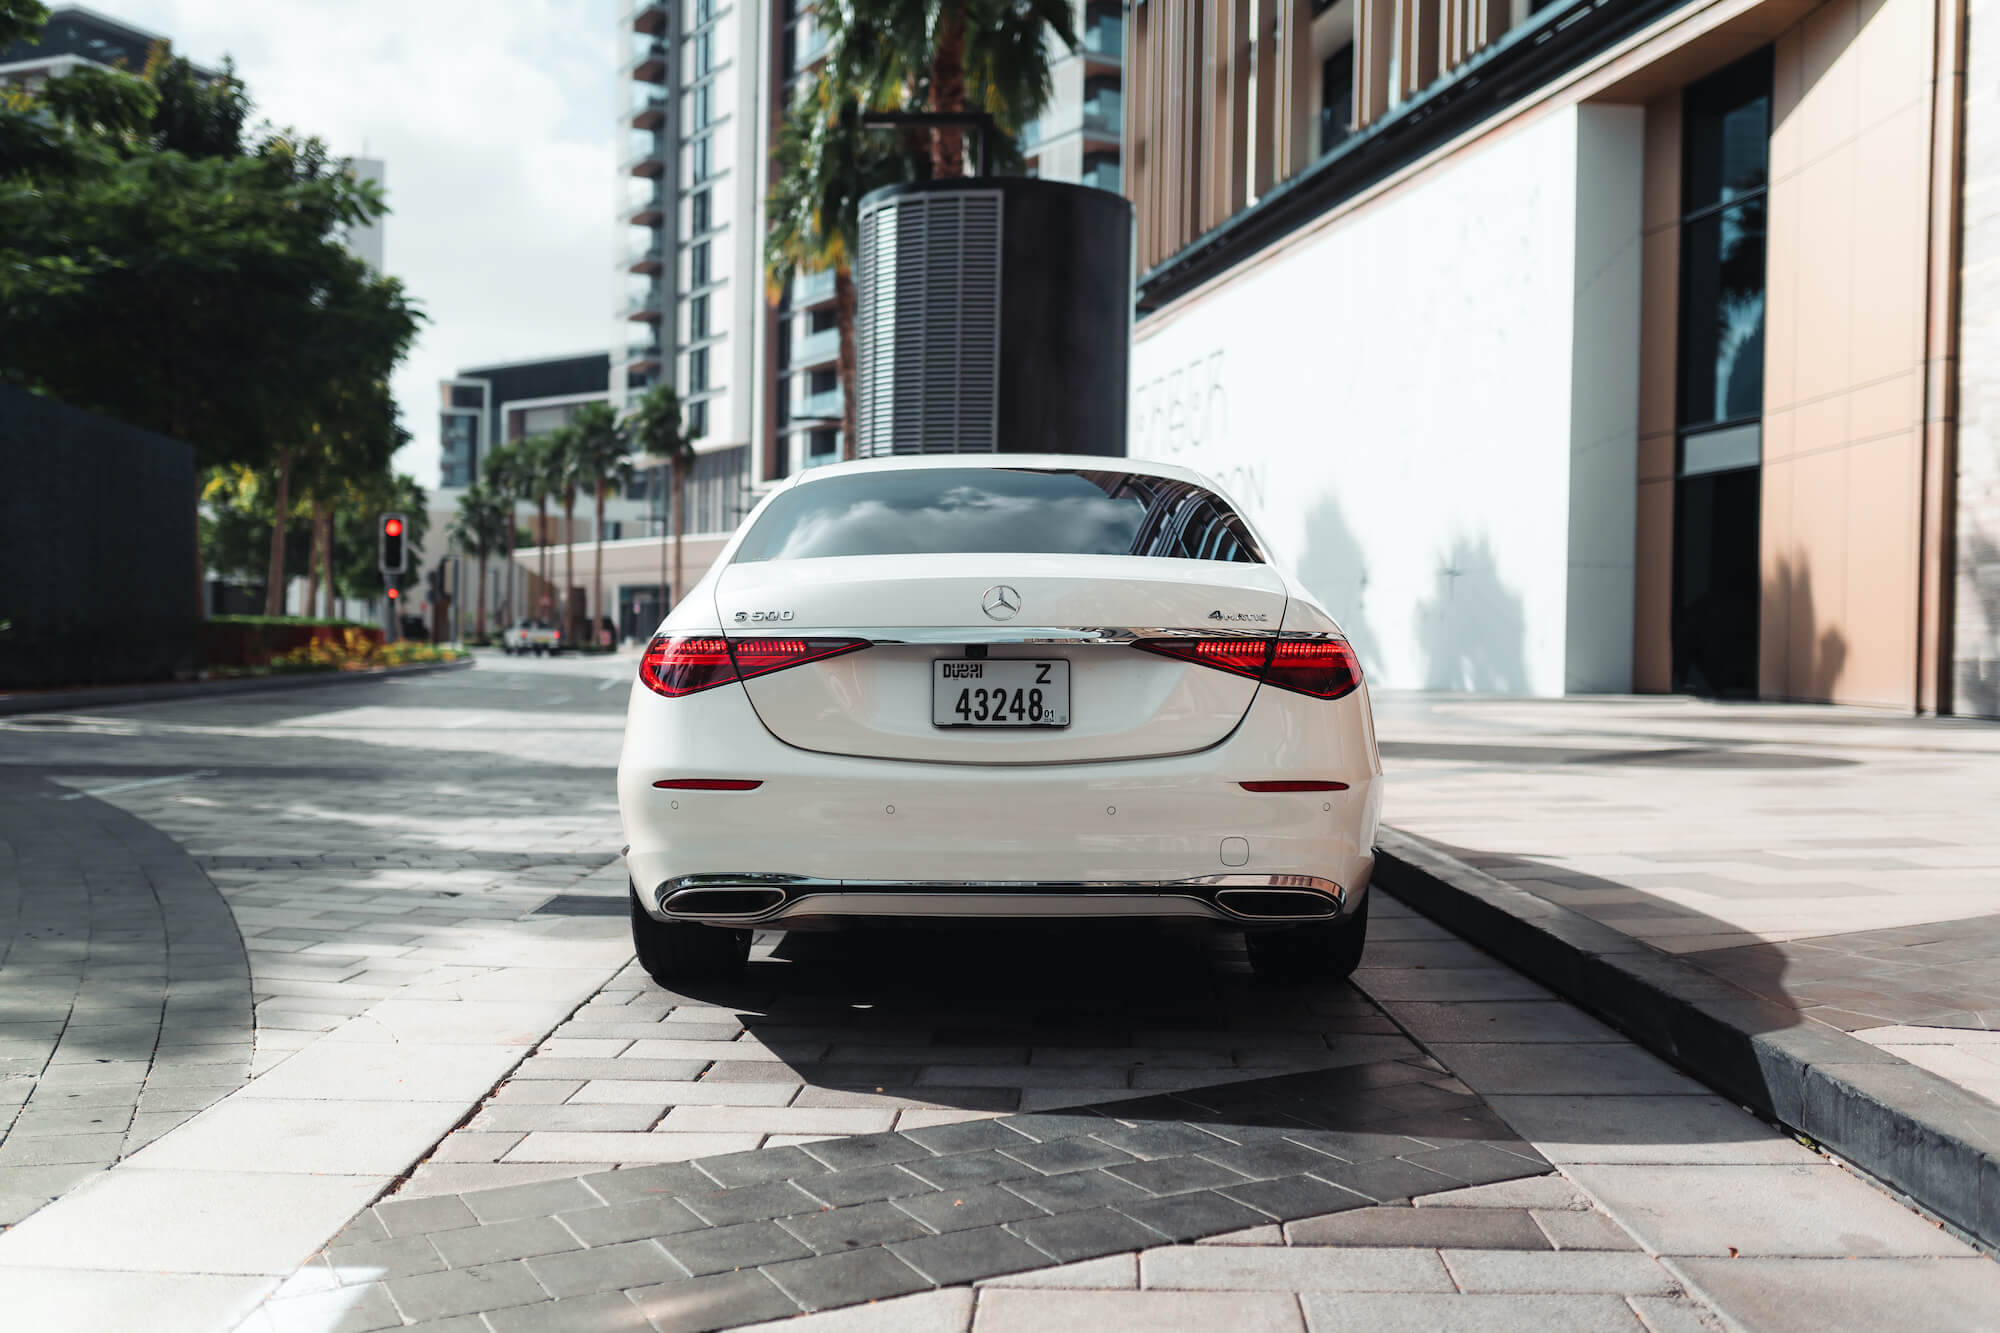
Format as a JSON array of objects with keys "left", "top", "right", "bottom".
[
  {"left": 1765, "top": 403, "right": 1797, "bottom": 461},
  {"left": 1762, "top": 173, "right": 1801, "bottom": 412},
  {"left": 1639, "top": 229, "right": 1682, "bottom": 459},
  {"left": 1849, "top": 105, "right": 1932, "bottom": 383},
  {"left": 1634, "top": 478, "right": 1676, "bottom": 693},
  {"left": 1840, "top": 432, "right": 1923, "bottom": 702},
  {"left": 1796, "top": 390, "right": 1853, "bottom": 458},
  {"left": 1642, "top": 95, "right": 1682, "bottom": 231},
  {"left": 1760, "top": 455, "right": 1795, "bottom": 692},
  {"left": 1789, "top": 141, "right": 1859, "bottom": 406},
  {"left": 1781, "top": 445, "right": 1852, "bottom": 699},
  {"left": 1855, "top": 0, "right": 1936, "bottom": 124},
  {"left": 1770, "top": 27, "right": 1805, "bottom": 181},
  {"left": 1797, "top": 0, "right": 1862, "bottom": 165},
  {"left": 1850, "top": 370, "right": 1923, "bottom": 441}
]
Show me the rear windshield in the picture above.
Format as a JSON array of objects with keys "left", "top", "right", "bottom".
[{"left": 732, "top": 468, "right": 1264, "bottom": 564}]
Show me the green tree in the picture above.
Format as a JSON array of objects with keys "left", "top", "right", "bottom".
[
  {"left": 518, "top": 431, "right": 567, "bottom": 620},
  {"left": 568, "top": 402, "right": 632, "bottom": 647},
  {"left": 625, "top": 383, "right": 688, "bottom": 611},
  {"left": 546, "top": 424, "right": 586, "bottom": 642},
  {"left": 449, "top": 484, "right": 511, "bottom": 642},
  {"left": 827, "top": 0, "right": 1076, "bottom": 177},
  {"left": 478, "top": 441, "right": 528, "bottom": 626}
]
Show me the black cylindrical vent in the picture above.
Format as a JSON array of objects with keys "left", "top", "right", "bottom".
[{"left": 854, "top": 178, "right": 1132, "bottom": 458}]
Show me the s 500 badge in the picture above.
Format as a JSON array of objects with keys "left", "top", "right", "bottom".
[{"left": 734, "top": 610, "right": 794, "bottom": 623}]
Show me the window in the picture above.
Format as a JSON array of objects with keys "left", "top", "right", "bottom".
[
  {"left": 689, "top": 293, "right": 709, "bottom": 340},
  {"left": 808, "top": 307, "right": 837, "bottom": 334},
  {"left": 694, "top": 31, "right": 712, "bottom": 75},
  {"left": 732, "top": 469, "right": 1265, "bottom": 563},
  {"left": 1319, "top": 46, "right": 1355, "bottom": 155},
  {"left": 692, "top": 84, "right": 711, "bottom": 130},
  {"left": 691, "top": 134, "right": 711, "bottom": 182},
  {"left": 695, "top": 0, "right": 714, "bottom": 24},
  {"left": 805, "top": 428, "right": 839, "bottom": 468},
  {"left": 690, "top": 241, "right": 709, "bottom": 287},
  {"left": 687, "top": 346, "right": 709, "bottom": 393},
  {"left": 687, "top": 399, "right": 708, "bottom": 439},
  {"left": 689, "top": 189, "right": 709, "bottom": 235}
]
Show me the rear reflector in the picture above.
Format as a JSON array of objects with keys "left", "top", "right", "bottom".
[
  {"left": 640, "top": 635, "right": 867, "bottom": 697},
  {"left": 1134, "top": 635, "right": 1362, "bottom": 700},
  {"left": 1239, "top": 780, "right": 1350, "bottom": 792},
  {"left": 652, "top": 779, "right": 763, "bottom": 791}
]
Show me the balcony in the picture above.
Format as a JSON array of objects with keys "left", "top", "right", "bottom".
[
  {"left": 793, "top": 325, "right": 838, "bottom": 368},
  {"left": 1081, "top": 13, "right": 1123, "bottom": 63},
  {"left": 632, "top": 40, "right": 668, "bottom": 84},
  {"left": 792, "top": 20, "right": 829, "bottom": 72},
  {"left": 625, "top": 149, "right": 665, "bottom": 178},
  {"left": 632, "top": 90, "right": 667, "bottom": 130},
  {"left": 629, "top": 1, "right": 666, "bottom": 35},
  {"left": 792, "top": 267, "right": 836, "bottom": 308},
  {"left": 797, "top": 386, "right": 843, "bottom": 421},
  {"left": 627, "top": 342, "right": 663, "bottom": 373},
  {"left": 1082, "top": 90, "right": 1123, "bottom": 137},
  {"left": 626, "top": 242, "right": 664, "bottom": 274},
  {"left": 627, "top": 191, "right": 665, "bottom": 225},
  {"left": 623, "top": 288, "right": 664, "bottom": 322}
]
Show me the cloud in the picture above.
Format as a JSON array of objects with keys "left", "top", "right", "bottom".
[{"left": 110, "top": 0, "right": 621, "bottom": 490}]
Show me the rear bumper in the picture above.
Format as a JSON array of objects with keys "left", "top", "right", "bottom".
[
  {"left": 644, "top": 872, "right": 1354, "bottom": 928},
  {"left": 617, "top": 673, "right": 1383, "bottom": 926}
]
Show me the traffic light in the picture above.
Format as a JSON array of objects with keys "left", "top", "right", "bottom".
[
  {"left": 386, "top": 586, "right": 400, "bottom": 601},
  {"left": 378, "top": 513, "right": 407, "bottom": 573},
  {"left": 426, "top": 564, "right": 443, "bottom": 604}
]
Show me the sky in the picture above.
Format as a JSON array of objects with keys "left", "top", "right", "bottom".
[{"left": 110, "top": 0, "right": 622, "bottom": 492}]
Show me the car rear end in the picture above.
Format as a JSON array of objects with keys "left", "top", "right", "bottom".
[{"left": 617, "top": 459, "right": 1381, "bottom": 955}]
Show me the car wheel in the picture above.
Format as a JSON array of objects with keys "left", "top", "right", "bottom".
[
  {"left": 1245, "top": 896, "right": 1369, "bottom": 982},
  {"left": 630, "top": 884, "right": 750, "bottom": 983}
]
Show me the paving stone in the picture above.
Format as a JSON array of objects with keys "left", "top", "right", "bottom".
[
  {"left": 1403, "top": 1142, "right": 1549, "bottom": 1187},
  {"left": 800, "top": 1132, "right": 932, "bottom": 1172},
  {"left": 693, "top": 1144, "right": 827, "bottom": 1188},
  {"left": 580, "top": 1163, "right": 713, "bottom": 1204},
  {"left": 889, "top": 1224, "right": 1050, "bottom": 1285},
  {"left": 374, "top": 1195, "right": 479, "bottom": 1238},
  {"left": 792, "top": 1163, "right": 935, "bottom": 1208},
  {"left": 901, "top": 1118, "right": 1032, "bottom": 1155},
  {"left": 1440, "top": 1249, "right": 1680, "bottom": 1294},
  {"left": 979, "top": 1253, "right": 1139, "bottom": 1289},
  {"left": 893, "top": 1181, "right": 1047, "bottom": 1234},
  {"left": 735, "top": 1286, "right": 976, "bottom": 1332},
  {"left": 999, "top": 1136, "right": 1135, "bottom": 1175},
  {"left": 1221, "top": 1173, "right": 1373, "bottom": 1222},
  {"left": 762, "top": 1245, "right": 932, "bottom": 1312},
  {"left": 626, "top": 1268, "right": 801, "bottom": 1333},
  {"left": 1531, "top": 1208, "right": 1640, "bottom": 1251},
  {"left": 1007, "top": 1206, "right": 1164, "bottom": 1263},
  {"left": 777, "top": 1198, "right": 934, "bottom": 1252},
  {"left": 557, "top": 1196, "right": 707, "bottom": 1247},
  {"left": 1002, "top": 1168, "right": 1151, "bottom": 1213},
  {"left": 1414, "top": 1177, "right": 1591, "bottom": 1211},
  {"left": 1117, "top": 1190, "right": 1273, "bottom": 1243},
  {"left": 1104, "top": 1153, "right": 1250, "bottom": 1197},
  {"left": 974, "top": 1288, "right": 1305, "bottom": 1333},
  {"left": 384, "top": 1261, "right": 548, "bottom": 1323},
  {"left": 460, "top": 1176, "right": 605, "bottom": 1224},
  {"left": 1142, "top": 1243, "right": 1457, "bottom": 1292},
  {"left": 523, "top": 1238, "right": 685, "bottom": 1299},
  {"left": 1307, "top": 1155, "right": 1463, "bottom": 1204},
  {"left": 481, "top": 1290, "right": 655, "bottom": 1333},
  {"left": 678, "top": 1179, "right": 822, "bottom": 1226},
  {"left": 427, "top": 1216, "right": 582, "bottom": 1268},
  {"left": 1664, "top": 1257, "right": 2000, "bottom": 1333},
  {"left": 1298, "top": 1292, "right": 1656, "bottom": 1332},
  {"left": 996, "top": 1110, "right": 1111, "bottom": 1142},
  {"left": 257, "top": 1280, "right": 403, "bottom": 1333},
  {"left": 1286, "top": 1205, "right": 1551, "bottom": 1248},
  {"left": 1195, "top": 1141, "right": 1347, "bottom": 1181},
  {"left": 659, "top": 1219, "right": 815, "bottom": 1276},
  {"left": 900, "top": 1149, "right": 1038, "bottom": 1189},
  {"left": 1088, "top": 1122, "right": 1234, "bottom": 1159}
]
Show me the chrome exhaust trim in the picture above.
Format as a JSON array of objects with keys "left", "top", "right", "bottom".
[{"left": 649, "top": 872, "right": 1344, "bottom": 926}]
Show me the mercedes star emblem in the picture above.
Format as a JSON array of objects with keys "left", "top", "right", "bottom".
[{"left": 981, "top": 585, "right": 1021, "bottom": 621}]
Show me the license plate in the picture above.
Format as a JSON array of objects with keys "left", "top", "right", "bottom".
[{"left": 933, "top": 659, "right": 1070, "bottom": 728}]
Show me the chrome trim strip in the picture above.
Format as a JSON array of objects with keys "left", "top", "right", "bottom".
[
  {"left": 650, "top": 873, "right": 1345, "bottom": 925},
  {"left": 719, "top": 627, "right": 1341, "bottom": 646}
]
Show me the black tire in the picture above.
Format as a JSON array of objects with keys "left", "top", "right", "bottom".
[
  {"left": 630, "top": 884, "right": 750, "bottom": 983},
  {"left": 1246, "top": 896, "right": 1369, "bottom": 982}
]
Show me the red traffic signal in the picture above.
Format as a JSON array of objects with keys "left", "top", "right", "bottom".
[
  {"left": 386, "top": 587, "right": 400, "bottom": 600},
  {"left": 378, "top": 512, "right": 408, "bottom": 573}
]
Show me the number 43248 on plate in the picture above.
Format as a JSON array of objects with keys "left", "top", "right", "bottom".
[{"left": 932, "top": 659, "right": 1071, "bottom": 728}]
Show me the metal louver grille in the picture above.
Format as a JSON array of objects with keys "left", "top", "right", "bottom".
[{"left": 855, "top": 191, "right": 1002, "bottom": 457}]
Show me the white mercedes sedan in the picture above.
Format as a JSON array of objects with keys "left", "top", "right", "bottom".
[{"left": 617, "top": 456, "right": 1382, "bottom": 983}]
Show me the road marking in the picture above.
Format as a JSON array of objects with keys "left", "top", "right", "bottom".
[
  {"left": 58, "top": 770, "right": 218, "bottom": 800},
  {"left": 596, "top": 677, "right": 621, "bottom": 692}
]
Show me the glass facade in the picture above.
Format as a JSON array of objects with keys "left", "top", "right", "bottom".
[{"left": 1672, "top": 50, "right": 1771, "bottom": 698}]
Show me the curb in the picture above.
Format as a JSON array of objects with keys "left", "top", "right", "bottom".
[
  {"left": 0, "top": 656, "right": 475, "bottom": 716},
  {"left": 1373, "top": 826, "right": 2000, "bottom": 1252}
]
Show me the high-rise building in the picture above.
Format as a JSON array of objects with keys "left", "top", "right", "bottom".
[
  {"left": 1122, "top": 0, "right": 1996, "bottom": 718},
  {"left": 1022, "top": 2, "right": 1125, "bottom": 193},
  {"left": 0, "top": 4, "right": 206, "bottom": 86}
]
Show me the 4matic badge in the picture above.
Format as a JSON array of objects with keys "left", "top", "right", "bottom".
[
  {"left": 734, "top": 610, "right": 795, "bottom": 622},
  {"left": 1208, "top": 609, "right": 1269, "bottom": 622}
]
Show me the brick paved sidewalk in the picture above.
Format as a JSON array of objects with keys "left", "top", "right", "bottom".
[{"left": 1374, "top": 694, "right": 2000, "bottom": 1105}]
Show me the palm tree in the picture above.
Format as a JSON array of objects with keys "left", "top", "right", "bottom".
[
  {"left": 626, "top": 383, "right": 691, "bottom": 611},
  {"left": 479, "top": 441, "right": 524, "bottom": 627},
  {"left": 767, "top": 71, "right": 915, "bottom": 457},
  {"left": 519, "top": 431, "right": 564, "bottom": 620},
  {"left": 570, "top": 402, "right": 633, "bottom": 646},
  {"left": 448, "top": 483, "right": 510, "bottom": 642},
  {"left": 549, "top": 423, "right": 586, "bottom": 645},
  {"left": 827, "top": 0, "right": 1076, "bottom": 177}
]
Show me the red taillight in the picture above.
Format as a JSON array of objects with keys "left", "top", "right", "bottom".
[
  {"left": 653, "top": 779, "right": 762, "bottom": 791},
  {"left": 1264, "top": 638, "right": 1362, "bottom": 699},
  {"left": 638, "top": 634, "right": 867, "bottom": 697},
  {"left": 1239, "top": 780, "right": 1350, "bottom": 792},
  {"left": 1134, "top": 635, "right": 1361, "bottom": 700}
]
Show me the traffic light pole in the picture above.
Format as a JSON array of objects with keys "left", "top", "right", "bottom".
[{"left": 378, "top": 513, "right": 408, "bottom": 646}]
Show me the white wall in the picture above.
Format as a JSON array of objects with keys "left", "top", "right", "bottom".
[{"left": 1129, "top": 104, "right": 1642, "bottom": 696}]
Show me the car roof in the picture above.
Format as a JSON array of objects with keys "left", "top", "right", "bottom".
[{"left": 782, "top": 453, "right": 1215, "bottom": 489}]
